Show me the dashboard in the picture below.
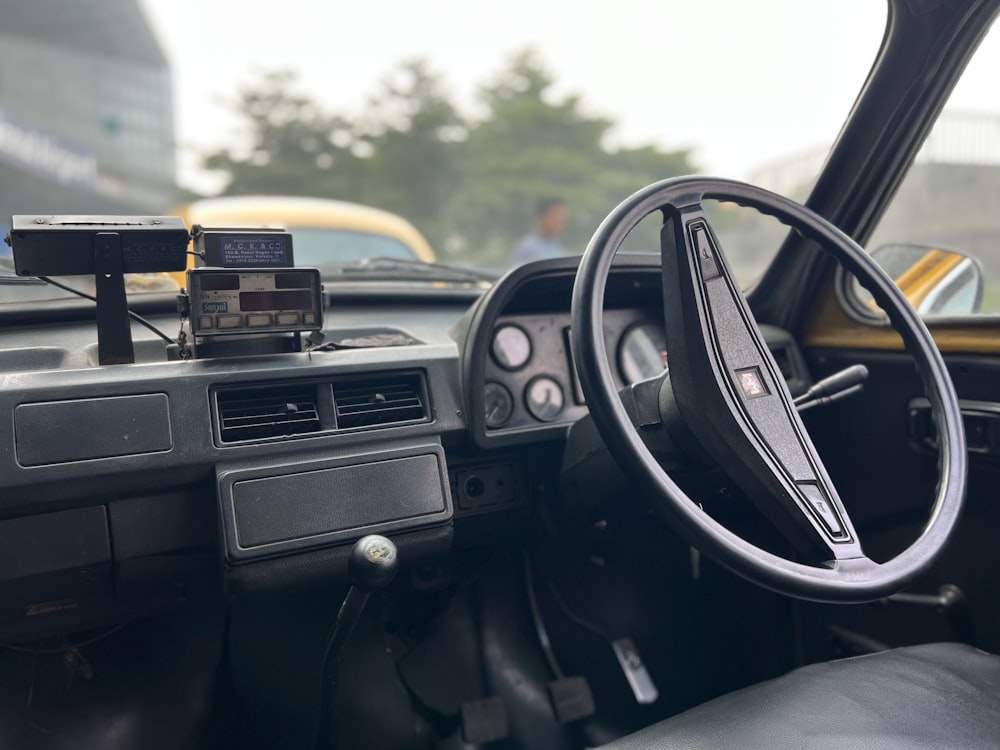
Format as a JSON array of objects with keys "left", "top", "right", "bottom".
[{"left": 0, "top": 254, "right": 812, "bottom": 640}]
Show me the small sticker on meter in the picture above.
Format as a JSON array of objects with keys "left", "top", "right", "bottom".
[{"left": 218, "top": 234, "right": 292, "bottom": 266}]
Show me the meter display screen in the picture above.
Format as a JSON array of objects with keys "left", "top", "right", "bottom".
[
  {"left": 200, "top": 273, "right": 241, "bottom": 291},
  {"left": 239, "top": 290, "right": 314, "bottom": 311}
]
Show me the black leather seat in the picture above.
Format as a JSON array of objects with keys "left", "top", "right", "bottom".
[{"left": 601, "top": 643, "right": 1000, "bottom": 750}]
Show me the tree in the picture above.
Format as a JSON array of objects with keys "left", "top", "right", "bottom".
[
  {"left": 199, "top": 52, "right": 697, "bottom": 267},
  {"left": 202, "top": 71, "right": 365, "bottom": 198},
  {"left": 451, "top": 50, "right": 694, "bottom": 265},
  {"left": 202, "top": 65, "right": 464, "bottom": 251},
  {"left": 354, "top": 60, "right": 466, "bottom": 251}
]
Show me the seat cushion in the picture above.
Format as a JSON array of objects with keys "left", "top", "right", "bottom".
[{"left": 600, "top": 643, "right": 1000, "bottom": 750}]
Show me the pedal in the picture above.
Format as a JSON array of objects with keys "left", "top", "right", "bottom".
[
  {"left": 612, "top": 637, "right": 658, "bottom": 704},
  {"left": 547, "top": 675, "right": 596, "bottom": 723},
  {"left": 460, "top": 697, "right": 508, "bottom": 744}
]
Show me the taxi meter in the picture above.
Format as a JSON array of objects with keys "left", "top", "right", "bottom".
[{"left": 187, "top": 226, "right": 323, "bottom": 338}]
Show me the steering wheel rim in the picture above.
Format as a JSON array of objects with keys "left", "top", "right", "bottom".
[{"left": 570, "top": 176, "right": 966, "bottom": 603}]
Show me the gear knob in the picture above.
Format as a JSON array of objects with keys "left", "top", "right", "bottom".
[{"left": 348, "top": 534, "right": 399, "bottom": 591}]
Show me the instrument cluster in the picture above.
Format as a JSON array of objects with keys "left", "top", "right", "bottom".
[{"left": 482, "top": 309, "right": 667, "bottom": 433}]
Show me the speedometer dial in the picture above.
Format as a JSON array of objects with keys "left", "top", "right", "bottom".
[
  {"left": 525, "top": 376, "right": 564, "bottom": 422},
  {"left": 491, "top": 325, "right": 532, "bottom": 370},
  {"left": 618, "top": 322, "right": 668, "bottom": 384}
]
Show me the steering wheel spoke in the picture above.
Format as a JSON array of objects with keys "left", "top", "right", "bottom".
[{"left": 661, "top": 201, "right": 863, "bottom": 561}]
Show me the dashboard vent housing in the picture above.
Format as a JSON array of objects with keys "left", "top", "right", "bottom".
[
  {"left": 334, "top": 374, "right": 427, "bottom": 429},
  {"left": 217, "top": 384, "right": 322, "bottom": 442}
]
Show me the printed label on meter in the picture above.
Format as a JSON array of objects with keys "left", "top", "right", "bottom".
[{"left": 192, "top": 227, "right": 295, "bottom": 268}]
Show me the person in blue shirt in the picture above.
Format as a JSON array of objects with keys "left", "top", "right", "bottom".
[{"left": 511, "top": 197, "right": 568, "bottom": 266}]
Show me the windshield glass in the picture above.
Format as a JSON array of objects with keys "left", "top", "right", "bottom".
[
  {"left": 0, "top": 0, "right": 889, "bottom": 304},
  {"left": 292, "top": 228, "right": 419, "bottom": 269}
]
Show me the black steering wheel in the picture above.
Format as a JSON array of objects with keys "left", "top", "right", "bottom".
[{"left": 570, "top": 176, "right": 967, "bottom": 603}]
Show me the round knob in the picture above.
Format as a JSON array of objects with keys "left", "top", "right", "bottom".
[{"left": 348, "top": 535, "right": 399, "bottom": 591}]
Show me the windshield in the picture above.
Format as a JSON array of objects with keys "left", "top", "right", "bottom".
[
  {"left": 0, "top": 0, "right": 890, "bottom": 304},
  {"left": 292, "top": 228, "right": 419, "bottom": 269}
]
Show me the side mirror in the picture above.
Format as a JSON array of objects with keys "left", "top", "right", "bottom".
[{"left": 856, "top": 244, "right": 984, "bottom": 316}]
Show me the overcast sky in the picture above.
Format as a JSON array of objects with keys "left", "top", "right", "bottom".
[{"left": 138, "top": 0, "right": 1000, "bottom": 194}]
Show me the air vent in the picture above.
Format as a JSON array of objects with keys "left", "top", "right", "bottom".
[
  {"left": 217, "top": 384, "right": 322, "bottom": 443},
  {"left": 334, "top": 374, "right": 427, "bottom": 429}
]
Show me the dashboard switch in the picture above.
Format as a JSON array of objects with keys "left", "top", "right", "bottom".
[
  {"left": 246, "top": 313, "right": 272, "bottom": 328},
  {"left": 276, "top": 312, "right": 300, "bottom": 326},
  {"left": 197, "top": 315, "right": 214, "bottom": 330},
  {"left": 691, "top": 222, "right": 720, "bottom": 281},
  {"left": 217, "top": 314, "right": 243, "bottom": 329}
]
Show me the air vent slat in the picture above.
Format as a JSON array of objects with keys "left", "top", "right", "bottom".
[
  {"left": 217, "top": 385, "right": 322, "bottom": 442},
  {"left": 333, "top": 374, "right": 427, "bottom": 429},
  {"left": 337, "top": 397, "right": 421, "bottom": 412}
]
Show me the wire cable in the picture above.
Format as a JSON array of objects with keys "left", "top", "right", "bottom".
[
  {"left": 537, "top": 560, "right": 613, "bottom": 644},
  {"left": 1, "top": 623, "right": 128, "bottom": 654},
  {"left": 37, "top": 276, "right": 176, "bottom": 345},
  {"left": 523, "top": 551, "right": 565, "bottom": 680}
]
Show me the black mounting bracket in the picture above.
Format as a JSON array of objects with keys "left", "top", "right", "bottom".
[{"left": 93, "top": 232, "right": 134, "bottom": 366}]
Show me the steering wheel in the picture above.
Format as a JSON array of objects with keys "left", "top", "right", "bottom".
[{"left": 570, "top": 177, "right": 966, "bottom": 603}]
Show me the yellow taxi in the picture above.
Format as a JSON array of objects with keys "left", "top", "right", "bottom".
[{"left": 168, "top": 195, "right": 436, "bottom": 287}]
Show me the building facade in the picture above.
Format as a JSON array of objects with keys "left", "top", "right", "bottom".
[{"left": 0, "top": 0, "right": 175, "bottom": 227}]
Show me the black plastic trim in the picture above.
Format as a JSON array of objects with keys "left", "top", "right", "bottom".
[{"left": 217, "top": 442, "right": 453, "bottom": 563}]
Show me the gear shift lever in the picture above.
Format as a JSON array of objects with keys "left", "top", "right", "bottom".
[{"left": 315, "top": 535, "right": 399, "bottom": 749}]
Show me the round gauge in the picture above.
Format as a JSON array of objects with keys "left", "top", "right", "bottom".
[
  {"left": 525, "top": 376, "right": 565, "bottom": 422},
  {"left": 491, "top": 324, "right": 532, "bottom": 370},
  {"left": 484, "top": 382, "right": 515, "bottom": 429},
  {"left": 619, "top": 322, "right": 668, "bottom": 385}
]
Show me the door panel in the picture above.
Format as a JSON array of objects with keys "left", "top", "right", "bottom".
[{"left": 798, "top": 346, "right": 1000, "bottom": 657}]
